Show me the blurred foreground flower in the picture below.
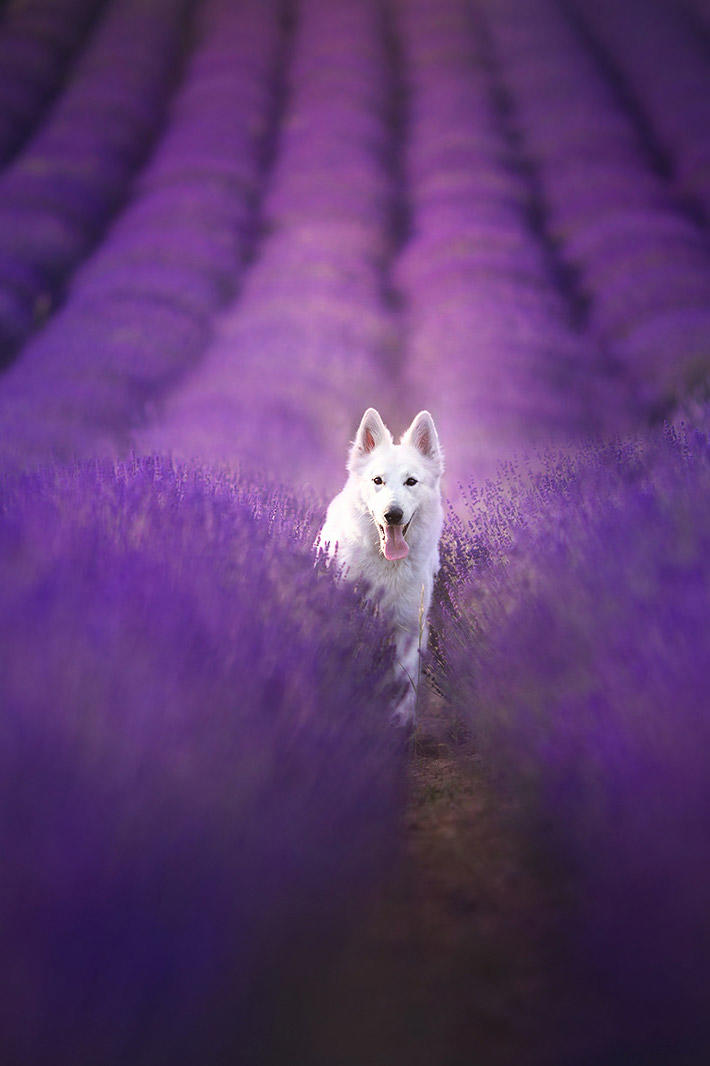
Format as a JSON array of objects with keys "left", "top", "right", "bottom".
[{"left": 0, "top": 457, "right": 405, "bottom": 1065}]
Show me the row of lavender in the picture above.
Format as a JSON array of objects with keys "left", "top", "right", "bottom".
[
  {"left": 0, "top": 6, "right": 411, "bottom": 1060},
  {"left": 434, "top": 415, "right": 710, "bottom": 1060},
  {"left": 0, "top": 0, "right": 402, "bottom": 491},
  {"left": 141, "top": 0, "right": 710, "bottom": 486},
  {"left": 0, "top": 0, "right": 193, "bottom": 363},
  {"left": 2, "top": 0, "right": 710, "bottom": 486},
  {"left": 392, "top": 0, "right": 625, "bottom": 482},
  {"left": 0, "top": 0, "right": 281, "bottom": 466},
  {"left": 142, "top": 0, "right": 398, "bottom": 487},
  {"left": 141, "top": 0, "right": 704, "bottom": 483},
  {"left": 0, "top": 458, "right": 406, "bottom": 1064},
  {"left": 0, "top": 0, "right": 101, "bottom": 167},
  {"left": 574, "top": 0, "right": 710, "bottom": 220},
  {"left": 482, "top": 0, "right": 710, "bottom": 413},
  {"left": 0, "top": 1, "right": 708, "bottom": 1060}
]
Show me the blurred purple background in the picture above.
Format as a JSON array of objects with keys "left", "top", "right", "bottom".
[
  {"left": 1, "top": 0, "right": 708, "bottom": 484},
  {"left": 1, "top": 0, "right": 710, "bottom": 1062}
]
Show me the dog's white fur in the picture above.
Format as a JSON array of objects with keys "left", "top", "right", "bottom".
[{"left": 317, "top": 408, "right": 444, "bottom": 723}]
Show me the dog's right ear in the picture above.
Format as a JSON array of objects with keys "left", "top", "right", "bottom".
[{"left": 348, "top": 408, "right": 392, "bottom": 470}]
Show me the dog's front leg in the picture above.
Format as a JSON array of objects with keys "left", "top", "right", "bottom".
[{"left": 392, "top": 629, "right": 422, "bottom": 725}]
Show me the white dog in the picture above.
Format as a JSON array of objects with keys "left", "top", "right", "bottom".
[{"left": 317, "top": 408, "right": 444, "bottom": 723}]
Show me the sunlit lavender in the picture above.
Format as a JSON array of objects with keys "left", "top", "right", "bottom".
[{"left": 1, "top": 0, "right": 709, "bottom": 1061}]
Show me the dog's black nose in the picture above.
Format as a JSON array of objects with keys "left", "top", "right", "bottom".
[{"left": 384, "top": 507, "right": 403, "bottom": 525}]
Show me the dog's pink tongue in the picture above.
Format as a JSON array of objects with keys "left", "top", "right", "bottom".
[{"left": 384, "top": 524, "right": 409, "bottom": 561}]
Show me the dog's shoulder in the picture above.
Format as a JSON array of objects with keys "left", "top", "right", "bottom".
[{"left": 317, "top": 481, "right": 362, "bottom": 561}]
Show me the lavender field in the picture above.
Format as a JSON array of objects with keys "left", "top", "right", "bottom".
[{"left": 1, "top": 0, "right": 709, "bottom": 1062}]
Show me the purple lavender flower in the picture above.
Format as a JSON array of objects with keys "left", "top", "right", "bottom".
[
  {"left": 436, "top": 417, "right": 710, "bottom": 1058},
  {"left": 0, "top": 458, "right": 405, "bottom": 1064},
  {"left": 0, "top": 0, "right": 191, "bottom": 362}
]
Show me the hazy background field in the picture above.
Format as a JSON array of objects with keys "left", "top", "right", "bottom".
[{"left": 1, "top": 1, "right": 709, "bottom": 1062}]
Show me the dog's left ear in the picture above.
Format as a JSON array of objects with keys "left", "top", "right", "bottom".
[{"left": 401, "top": 411, "right": 444, "bottom": 475}]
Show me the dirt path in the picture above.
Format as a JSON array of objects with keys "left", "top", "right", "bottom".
[{"left": 282, "top": 688, "right": 575, "bottom": 1066}]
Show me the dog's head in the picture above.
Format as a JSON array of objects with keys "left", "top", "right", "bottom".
[{"left": 347, "top": 408, "right": 444, "bottom": 561}]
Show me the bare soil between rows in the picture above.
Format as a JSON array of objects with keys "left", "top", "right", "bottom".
[{"left": 273, "top": 687, "right": 607, "bottom": 1066}]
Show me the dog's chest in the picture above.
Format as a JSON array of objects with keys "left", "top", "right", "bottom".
[{"left": 353, "top": 546, "right": 434, "bottom": 627}]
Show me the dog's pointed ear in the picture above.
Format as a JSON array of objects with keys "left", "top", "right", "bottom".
[
  {"left": 401, "top": 411, "right": 444, "bottom": 474},
  {"left": 348, "top": 408, "right": 392, "bottom": 470}
]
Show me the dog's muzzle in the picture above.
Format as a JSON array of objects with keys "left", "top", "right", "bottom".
[{"left": 378, "top": 517, "right": 410, "bottom": 561}]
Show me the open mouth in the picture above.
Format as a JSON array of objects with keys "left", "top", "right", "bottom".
[{"left": 377, "top": 519, "right": 411, "bottom": 561}]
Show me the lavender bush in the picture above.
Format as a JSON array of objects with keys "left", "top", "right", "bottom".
[
  {"left": 482, "top": 0, "right": 710, "bottom": 412},
  {"left": 572, "top": 0, "right": 710, "bottom": 219},
  {"left": 0, "top": 457, "right": 405, "bottom": 1064},
  {"left": 0, "top": 1, "right": 709, "bottom": 1060},
  {"left": 436, "top": 417, "right": 710, "bottom": 1060},
  {"left": 0, "top": 0, "right": 707, "bottom": 490},
  {"left": 0, "top": 0, "right": 101, "bottom": 167},
  {"left": 0, "top": 0, "right": 280, "bottom": 468},
  {"left": 142, "top": 0, "right": 397, "bottom": 489},
  {"left": 0, "top": 0, "right": 191, "bottom": 362},
  {"left": 392, "top": 0, "right": 625, "bottom": 484}
]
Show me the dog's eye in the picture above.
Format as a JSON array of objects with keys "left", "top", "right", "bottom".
[
  {"left": 405, "top": 477, "right": 418, "bottom": 486},
  {"left": 373, "top": 476, "right": 383, "bottom": 485}
]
